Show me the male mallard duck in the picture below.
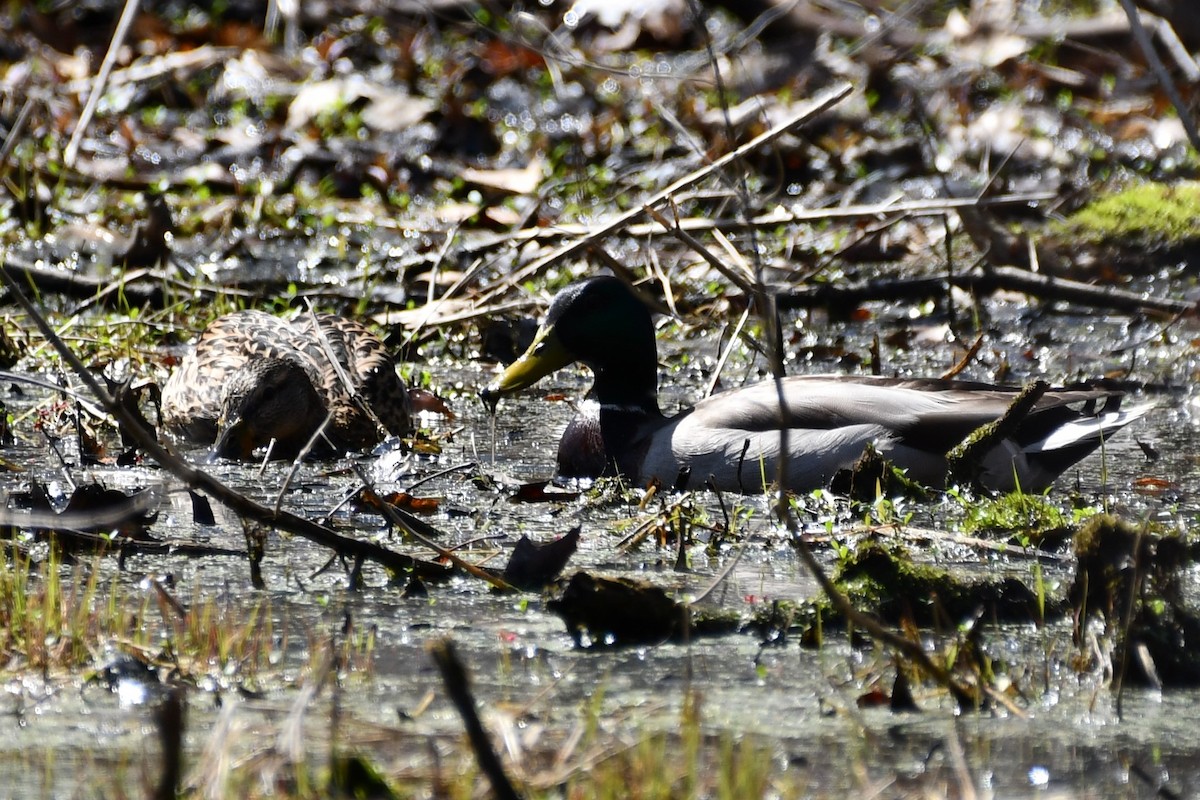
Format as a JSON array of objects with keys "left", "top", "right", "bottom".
[
  {"left": 481, "top": 277, "right": 1150, "bottom": 493},
  {"left": 161, "top": 310, "right": 412, "bottom": 459}
]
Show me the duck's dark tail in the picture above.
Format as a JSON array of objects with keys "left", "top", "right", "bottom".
[{"left": 1017, "top": 396, "right": 1153, "bottom": 487}]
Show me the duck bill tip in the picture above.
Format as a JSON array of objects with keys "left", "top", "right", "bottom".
[
  {"left": 480, "top": 355, "right": 545, "bottom": 409},
  {"left": 211, "top": 416, "right": 254, "bottom": 461},
  {"left": 482, "top": 329, "right": 573, "bottom": 407}
]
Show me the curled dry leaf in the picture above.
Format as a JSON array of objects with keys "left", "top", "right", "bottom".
[
  {"left": 460, "top": 158, "right": 543, "bottom": 196},
  {"left": 501, "top": 526, "right": 580, "bottom": 590},
  {"left": 355, "top": 487, "right": 441, "bottom": 515}
]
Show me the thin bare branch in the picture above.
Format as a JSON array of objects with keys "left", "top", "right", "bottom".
[
  {"left": 1117, "top": 0, "right": 1200, "bottom": 153},
  {"left": 483, "top": 82, "right": 853, "bottom": 296},
  {"left": 65, "top": 0, "right": 142, "bottom": 167}
]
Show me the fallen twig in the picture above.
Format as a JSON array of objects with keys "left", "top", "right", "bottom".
[
  {"left": 460, "top": 191, "right": 1058, "bottom": 258},
  {"left": 428, "top": 638, "right": 524, "bottom": 800},
  {"left": 940, "top": 333, "right": 985, "bottom": 380},
  {"left": 643, "top": 203, "right": 754, "bottom": 296},
  {"left": 351, "top": 464, "right": 513, "bottom": 591},
  {"left": 1117, "top": 0, "right": 1200, "bottom": 152},
  {"left": 1, "top": 252, "right": 196, "bottom": 308},
  {"left": 846, "top": 523, "right": 1071, "bottom": 564},
  {"left": 65, "top": 0, "right": 142, "bottom": 167},
  {"left": 771, "top": 265, "right": 1195, "bottom": 317},
  {"left": 480, "top": 82, "right": 853, "bottom": 299},
  {"left": 152, "top": 686, "right": 186, "bottom": 800},
  {"left": 60, "top": 46, "right": 246, "bottom": 96}
]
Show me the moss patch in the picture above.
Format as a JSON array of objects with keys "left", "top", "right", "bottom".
[
  {"left": 832, "top": 541, "right": 1041, "bottom": 626},
  {"left": 1053, "top": 181, "right": 1200, "bottom": 252},
  {"left": 955, "top": 489, "right": 1073, "bottom": 545}
]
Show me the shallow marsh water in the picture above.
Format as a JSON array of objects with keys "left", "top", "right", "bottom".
[{"left": 0, "top": 300, "right": 1197, "bottom": 798}]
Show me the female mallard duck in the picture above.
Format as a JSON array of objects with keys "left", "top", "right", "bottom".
[
  {"left": 481, "top": 277, "right": 1150, "bottom": 493},
  {"left": 161, "top": 310, "right": 412, "bottom": 459}
]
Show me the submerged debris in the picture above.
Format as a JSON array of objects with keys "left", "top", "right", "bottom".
[
  {"left": 833, "top": 541, "right": 1041, "bottom": 627},
  {"left": 6, "top": 480, "right": 161, "bottom": 549},
  {"left": 1070, "top": 514, "right": 1200, "bottom": 687},
  {"left": 828, "top": 442, "right": 930, "bottom": 503},
  {"left": 501, "top": 526, "right": 580, "bottom": 591},
  {"left": 548, "top": 572, "right": 738, "bottom": 646}
]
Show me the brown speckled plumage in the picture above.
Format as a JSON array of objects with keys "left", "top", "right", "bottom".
[{"left": 160, "top": 310, "right": 412, "bottom": 459}]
